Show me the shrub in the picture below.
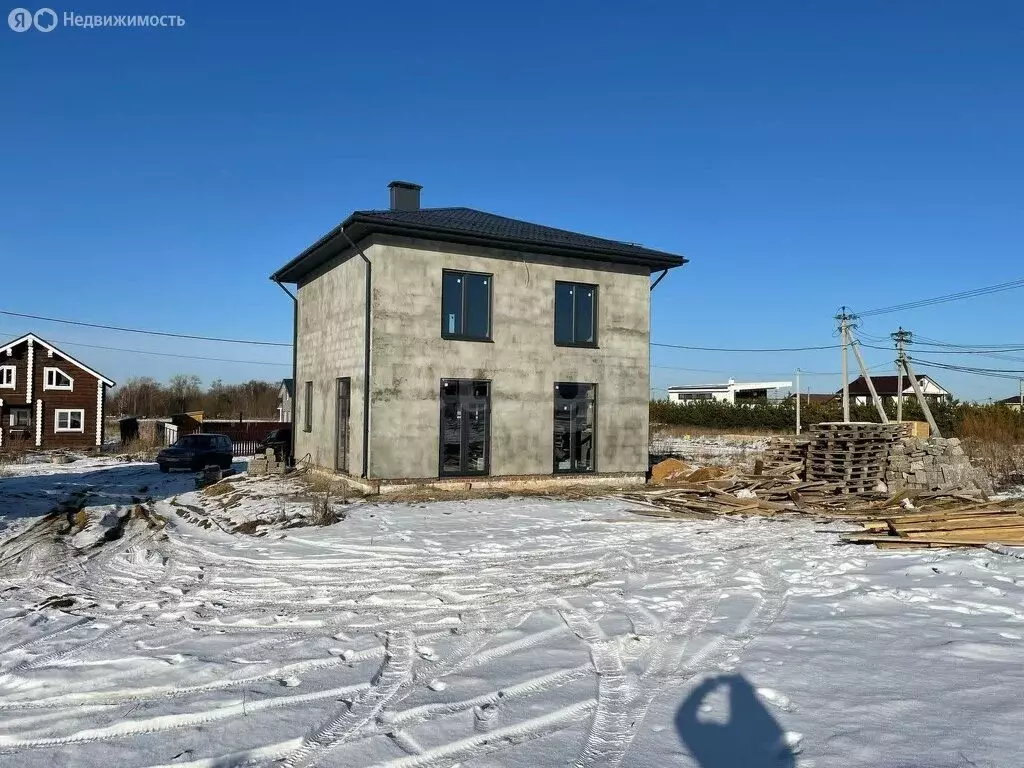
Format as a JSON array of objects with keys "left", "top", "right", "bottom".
[{"left": 650, "top": 398, "right": 960, "bottom": 437}]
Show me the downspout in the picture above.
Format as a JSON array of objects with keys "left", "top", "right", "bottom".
[
  {"left": 647, "top": 268, "right": 670, "bottom": 474},
  {"left": 273, "top": 279, "right": 298, "bottom": 467},
  {"left": 340, "top": 231, "right": 372, "bottom": 479}
]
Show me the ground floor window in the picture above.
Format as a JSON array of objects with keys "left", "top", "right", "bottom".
[
  {"left": 9, "top": 407, "right": 31, "bottom": 428},
  {"left": 439, "top": 379, "right": 490, "bottom": 476},
  {"left": 55, "top": 408, "right": 85, "bottom": 432},
  {"left": 554, "top": 382, "right": 596, "bottom": 473},
  {"left": 303, "top": 381, "right": 313, "bottom": 432}
]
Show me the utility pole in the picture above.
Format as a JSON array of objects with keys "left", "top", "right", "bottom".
[
  {"left": 891, "top": 327, "right": 911, "bottom": 423},
  {"left": 892, "top": 327, "right": 940, "bottom": 436},
  {"left": 837, "top": 308, "right": 854, "bottom": 422},
  {"left": 850, "top": 334, "right": 888, "bottom": 423},
  {"left": 903, "top": 355, "right": 941, "bottom": 437},
  {"left": 1019, "top": 378, "right": 1023, "bottom": 412},
  {"left": 795, "top": 369, "right": 801, "bottom": 435}
]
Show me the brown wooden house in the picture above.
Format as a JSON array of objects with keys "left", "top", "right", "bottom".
[{"left": 0, "top": 333, "right": 115, "bottom": 451}]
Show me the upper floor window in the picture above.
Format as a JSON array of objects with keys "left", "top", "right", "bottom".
[
  {"left": 0, "top": 365, "right": 14, "bottom": 389},
  {"left": 554, "top": 282, "right": 597, "bottom": 347},
  {"left": 442, "top": 270, "right": 492, "bottom": 341},
  {"left": 44, "top": 367, "right": 73, "bottom": 391}
]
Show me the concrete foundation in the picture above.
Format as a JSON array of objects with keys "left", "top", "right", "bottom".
[{"left": 304, "top": 463, "right": 645, "bottom": 496}]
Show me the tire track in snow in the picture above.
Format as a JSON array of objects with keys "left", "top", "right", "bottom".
[
  {"left": 282, "top": 631, "right": 415, "bottom": 768},
  {"left": 0, "top": 680, "right": 370, "bottom": 749},
  {"left": 364, "top": 699, "right": 598, "bottom": 768},
  {"left": 558, "top": 601, "right": 634, "bottom": 768}
]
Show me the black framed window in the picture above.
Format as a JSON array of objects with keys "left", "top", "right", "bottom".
[
  {"left": 554, "top": 382, "right": 596, "bottom": 473},
  {"left": 439, "top": 379, "right": 490, "bottom": 476},
  {"left": 303, "top": 381, "right": 313, "bottom": 432},
  {"left": 554, "top": 282, "right": 597, "bottom": 346},
  {"left": 336, "top": 377, "right": 351, "bottom": 473},
  {"left": 442, "top": 270, "right": 492, "bottom": 341}
]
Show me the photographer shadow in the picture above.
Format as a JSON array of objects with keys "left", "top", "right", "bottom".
[{"left": 675, "top": 674, "right": 796, "bottom": 767}]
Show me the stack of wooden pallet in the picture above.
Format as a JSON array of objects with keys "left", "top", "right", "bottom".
[
  {"left": 805, "top": 422, "right": 904, "bottom": 494},
  {"left": 839, "top": 497, "right": 1024, "bottom": 549},
  {"left": 761, "top": 437, "right": 809, "bottom": 476}
]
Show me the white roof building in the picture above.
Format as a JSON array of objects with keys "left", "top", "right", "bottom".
[{"left": 666, "top": 378, "right": 793, "bottom": 406}]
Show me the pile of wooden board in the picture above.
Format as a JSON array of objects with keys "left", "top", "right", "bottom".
[
  {"left": 616, "top": 475, "right": 1024, "bottom": 550},
  {"left": 839, "top": 497, "right": 1024, "bottom": 549},
  {"left": 615, "top": 475, "right": 856, "bottom": 520},
  {"left": 805, "top": 422, "right": 904, "bottom": 494}
]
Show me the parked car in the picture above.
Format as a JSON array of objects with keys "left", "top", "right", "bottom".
[
  {"left": 259, "top": 427, "right": 292, "bottom": 462},
  {"left": 157, "top": 433, "right": 233, "bottom": 473}
]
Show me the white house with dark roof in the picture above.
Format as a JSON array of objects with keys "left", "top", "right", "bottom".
[
  {"left": 271, "top": 181, "right": 686, "bottom": 491},
  {"left": 667, "top": 379, "right": 793, "bottom": 405},
  {"left": 840, "top": 375, "right": 951, "bottom": 406}
]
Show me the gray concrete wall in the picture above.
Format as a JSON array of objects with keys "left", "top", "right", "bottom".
[
  {"left": 294, "top": 248, "right": 368, "bottom": 473},
  {"left": 366, "top": 236, "right": 651, "bottom": 479}
]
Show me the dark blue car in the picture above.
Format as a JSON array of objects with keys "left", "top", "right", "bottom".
[{"left": 157, "top": 433, "right": 233, "bottom": 472}]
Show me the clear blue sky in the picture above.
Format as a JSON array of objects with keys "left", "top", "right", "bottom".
[{"left": 3, "top": 1, "right": 1022, "bottom": 400}]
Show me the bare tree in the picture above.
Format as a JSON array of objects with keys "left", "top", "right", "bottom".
[
  {"left": 167, "top": 374, "right": 202, "bottom": 414},
  {"left": 109, "top": 375, "right": 283, "bottom": 419}
]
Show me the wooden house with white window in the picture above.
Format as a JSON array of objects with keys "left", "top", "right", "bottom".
[{"left": 0, "top": 333, "right": 115, "bottom": 451}]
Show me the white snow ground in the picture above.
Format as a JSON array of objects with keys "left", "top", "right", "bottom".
[{"left": 1, "top": 459, "right": 1023, "bottom": 767}]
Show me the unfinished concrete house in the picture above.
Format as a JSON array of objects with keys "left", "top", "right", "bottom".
[{"left": 271, "top": 181, "right": 686, "bottom": 492}]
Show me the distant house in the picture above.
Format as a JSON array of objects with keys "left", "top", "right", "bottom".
[
  {"left": 996, "top": 395, "right": 1022, "bottom": 412},
  {"left": 840, "top": 375, "right": 951, "bottom": 407},
  {"left": 277, "top": 378, "right": 293, "bottom": 422},
  {"left": 0, "top": 332, "right": 115, "bottom": 450},
  {"left": 667, "top": 378, "right": 793, "bottom": 406}
]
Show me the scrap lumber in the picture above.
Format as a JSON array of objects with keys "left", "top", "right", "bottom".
[
  {"left": 621, "top": 465, "right": 1021, "bottom": 550},
  {"left": 838, "top": 498, "right": 1024, "bottom": 549}
]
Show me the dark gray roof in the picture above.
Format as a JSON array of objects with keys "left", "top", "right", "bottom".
[
  {"left": 271, "top": 206, "right": 685, "bottom": 283},
  {"left": 841, "top": 375, "right": 934, "bottom": 396},
  {"left": 281, "top": 378, "right": 294, "bottom": 398}
]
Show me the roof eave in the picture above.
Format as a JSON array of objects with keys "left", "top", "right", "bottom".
[
  {"left": 1, "top": 333, "right": 116, "bottom": 387},
  {"left": 270, "top": 215, "right": 687, "bottom": 283}
]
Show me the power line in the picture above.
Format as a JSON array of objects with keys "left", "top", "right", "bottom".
[
  {"left": 52, "top": 339, "right": 291, "bottom": 367},
  {"left": 912, "top": 358, "right": 1024, "bottom": 381},
  {"left": 913, "top": 333, "right": 1024, "bottom": 350},
  {"left": 0, "top": 309, "right": 292, "bottom": 347},
  {"left": 651, "top": 341, "right": 839, "bottom": 353},
  {"left": 861, "top": 342, "right": 1024, "bottom": 357},
  {"left": 4, "top": 307, "right": 840, "bottom": 354},
  {"left": 653, "top": 362, "right": 889, "bottom": 378},
  {"left": 857, "top": 277, "right": 1024, "bottom": 318}
]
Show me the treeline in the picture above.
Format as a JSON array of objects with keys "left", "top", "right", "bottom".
[
  {"left": 650, "top": 398, "right": 974, "bottom": 438},
  {"left": 109, "top": 375, "right": 281, "bottom": 419}
]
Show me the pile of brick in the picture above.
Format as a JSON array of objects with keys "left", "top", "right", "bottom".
[
  {"left": 886, "top": 437, "right": 990, "bottom": 494},
  {"left": 249, "top": 449, "right": 286, "bottom": 477}
]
